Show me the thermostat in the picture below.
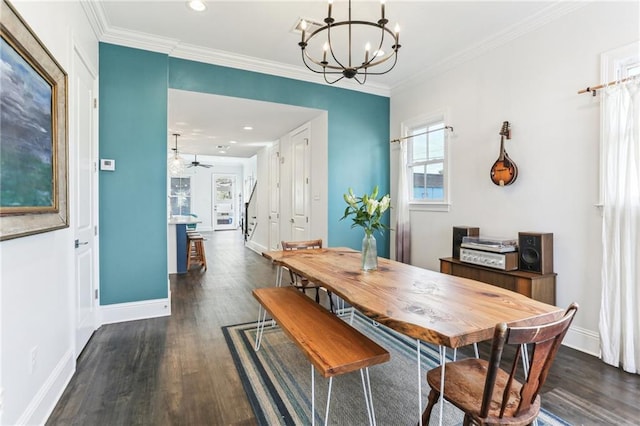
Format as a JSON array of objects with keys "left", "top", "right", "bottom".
[{"left": 100, "top": 159, "right": 115, "bottom": 171}]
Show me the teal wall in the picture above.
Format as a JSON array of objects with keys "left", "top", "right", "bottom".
[
  {"left": 99, "top": 43, "right": 390, "bottom": 305},
  {"left": 99, "top": 44, "right": 169, "bottom": 304}
]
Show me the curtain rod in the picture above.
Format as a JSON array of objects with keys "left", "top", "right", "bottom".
[
  {"left": 390, "top": 125, "right": 454, "bottom": 143},
  {"left": 578, "top": 76, "right": 637, "bottom": 96}
]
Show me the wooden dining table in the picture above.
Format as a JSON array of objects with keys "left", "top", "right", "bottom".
[
  {"left": 263, "top": 247, "right": 563, "bottom": 347},
  {"left": 262, "top": 247, "right": 565, "bottom": 424}
]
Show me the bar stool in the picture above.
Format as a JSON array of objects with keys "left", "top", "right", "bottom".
[{"left": 186, "top": 233, "right": 207, "bottom": 270}]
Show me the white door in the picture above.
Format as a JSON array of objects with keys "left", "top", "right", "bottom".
[
  {"left": 290, "top": 127, "right": 310, "bottom": 241},
  {"left": 213, "top": 174, "right": 237, "bottom": 230},
  {"left": 269, "top": 143, "right": 280, "bottom": 250},
  {"left": 73, "top": 47, "right": 97, "bottom": 357}
]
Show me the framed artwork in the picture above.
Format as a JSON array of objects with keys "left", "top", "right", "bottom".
[{"left": 0, "top": 0, "right": 69, "bottom": 240}]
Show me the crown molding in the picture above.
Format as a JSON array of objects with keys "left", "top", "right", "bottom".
[
  {"left": 80, "top": 0, "right": 106, "bottom": 41},
  {"left": 81, "top": 1, "right": 588, "bottom": 99},
  {"left": 170, "top": 43, "right": 392, "bottom": 97},
  {"left": 390, "top": 2, "right": 590, "bottom": 96},
  {"left": 81, "top": 0, "right": 390, "bottom": 97}
]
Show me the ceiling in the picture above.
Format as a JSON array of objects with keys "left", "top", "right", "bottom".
[
  {"left": 91, "top": 1, "right": 584, "bottom": 159},
  {"left": 169, "top": 90, "right": 323, "bottom": 157}
]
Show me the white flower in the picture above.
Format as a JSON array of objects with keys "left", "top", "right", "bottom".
[
  {"left": 344, "top": 191, "right": 357, "bottom": 207},
  {"left": 379, "top": 195, "right": 390, "bottom": 213},
  {"left": 366, "top": 198, "right": 379, "bottom": 216}
]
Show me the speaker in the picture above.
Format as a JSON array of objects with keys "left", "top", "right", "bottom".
[
  {"left": 452, "top": 226, "right": 479, "bottom": 259},
  {"left": 518, "top": 232, "right": 554, "bottom": 274}
]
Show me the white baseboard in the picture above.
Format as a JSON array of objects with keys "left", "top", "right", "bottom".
[
  {"left": 245, "top": 240, "right": 267, "bottom": 255},
  {"left": 100, "top": 296, "right": 171, "bottom": 325},
  {"left": 17, "top": 350, "right": 74, "bottom": 426},
  {"left": 563, "top": 324, "right": 600, "bottom": 357}
]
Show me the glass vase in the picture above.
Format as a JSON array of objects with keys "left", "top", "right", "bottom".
[{"left": 361, "top": 232, "right": 378, "bottom": 271}]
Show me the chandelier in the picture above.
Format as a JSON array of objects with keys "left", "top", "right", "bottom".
[
  {"left": 168, "top": 133, "right": 186, "bottom": 176},
  {"left": 298, "top": 0, "right": 401, "bottom": 85}
]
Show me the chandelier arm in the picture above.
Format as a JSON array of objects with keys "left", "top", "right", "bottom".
[
  {"left": 301, "top": 49, "right": 347, "bottom": 74},
  {"left": 361, "top": 51, "right": 399, "bottom": 75},
  {"left": 323, "top": 71, "right": 345, "bottom": 85},
  {"left": 305, "top": 21, "right": 399, "bottom": 72},
  {"left": 353, "top": 71, "right": 366, "bottom": 85},
  {"left": 361, "top": 26, "right": 399, "bottom": 69},
  {"left": 326, "top": 23, "right": 349, "bottom": 72},
  {"left": 360, "top": 23, "right": 388, "bottom": 69}
]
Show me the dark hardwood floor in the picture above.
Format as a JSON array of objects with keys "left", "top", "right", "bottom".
[{"left": 47, "top": 230, "right": 640, "bottom": 425}]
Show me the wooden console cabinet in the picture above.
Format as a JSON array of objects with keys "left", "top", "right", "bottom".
[{"left": 440, "top": 257, "right": 556, "bottom": 305}]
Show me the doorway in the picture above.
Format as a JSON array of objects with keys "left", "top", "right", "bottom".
[{"left": 213, "top": 174, "right": 238, "bottom": 230}]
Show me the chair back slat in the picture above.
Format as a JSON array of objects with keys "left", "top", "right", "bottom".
[
  {"left": 281, "top": 239, "right": 322, "bottom": 251},
  {"left": 481, "top": 303, "right": 578, "bottom": 420},
  {"left": 281, "top": 240, "right": 323, "bottom": 285}
]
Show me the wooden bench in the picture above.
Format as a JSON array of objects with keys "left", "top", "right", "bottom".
[{"left": 252, "top": 286, "right": 390, "bottom": 426}]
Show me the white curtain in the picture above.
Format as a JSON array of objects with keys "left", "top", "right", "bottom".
[
  {"left": 395, "top": 141, "right": 411, "bottom": 264},
  {"left": 598, "top": 78, "right": 640, "bottom": 374}
]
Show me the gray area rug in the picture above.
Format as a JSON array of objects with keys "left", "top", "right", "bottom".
[{"left": 223, "top": 309, "right": 571, "bottom": 426}]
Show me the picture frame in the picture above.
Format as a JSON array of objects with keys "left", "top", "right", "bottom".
[{"left": 0, "top": 0, "right": 69, "bottom": 240}]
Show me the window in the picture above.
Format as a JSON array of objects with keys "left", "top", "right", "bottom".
[
  {"left": 598, "top": 42, "right": 639, "bottom": 205},
  {"left": 402, "top": 112, "right": 449, "bottom": 208},
  {"left": 170, "top": 177, "right": 191, "bottom": 216}
]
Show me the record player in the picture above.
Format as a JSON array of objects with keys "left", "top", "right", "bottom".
[{"left": 459, "top": 236, "right": 518, "bottom": 270}]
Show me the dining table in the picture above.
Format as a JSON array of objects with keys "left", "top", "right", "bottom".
[{"left": 262, "top": 247, "right": 565, "bottom": 425}]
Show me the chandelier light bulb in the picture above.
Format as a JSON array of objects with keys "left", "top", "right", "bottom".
[{"left": 300, "top": 19, "right": 307, "bottom": 43}]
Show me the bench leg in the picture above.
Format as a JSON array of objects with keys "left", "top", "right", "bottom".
[
  {"left": 254, "top": 307, "right": 268, "bottom": 351},
  {"left": 275, "top": 265, "right": 283, "bottom": 287},
  {"left": 311, "top": 364, "right": 335, "bottom": 426},
  {"left": 360, "top": 367, "right": 376, "bottom": 426}
]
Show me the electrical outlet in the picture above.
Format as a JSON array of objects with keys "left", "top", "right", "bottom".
[{"left": 29, "top": 346, "right": 38, "bottom": 374}]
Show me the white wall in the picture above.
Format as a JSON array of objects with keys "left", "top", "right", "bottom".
[
  {"left": 0, "top": 1, "right": 98, "bottom": 424},
  {"left": 390, "top": 2, "right": 639, "bottom": 356},
  {"left": 309, "top": 112, "right": 329, "bottom": 245}
]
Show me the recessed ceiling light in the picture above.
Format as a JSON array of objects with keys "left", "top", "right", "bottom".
[
  {"left": 219, "top": 150, "right": 227, "bottom": 154},
  {"left": 243, "top": 126, "right": 253, "bottom": 131},
  {"left": 187, "top": 0, "right": 206, "bottom": 12},
  {"left": 229, "top": 140, "right": 237, "bottom": 144}
]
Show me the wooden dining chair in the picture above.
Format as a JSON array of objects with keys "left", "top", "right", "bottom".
[
  {"left": 280, "top": 239, "right": 335, "bottom": 313},
  {"left": 422, "top": 303, "right": 578, "bottom": 426}
]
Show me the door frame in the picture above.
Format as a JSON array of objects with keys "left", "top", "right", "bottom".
[{"left": 71, "top": 40, "right": 99, "bottom": 358}]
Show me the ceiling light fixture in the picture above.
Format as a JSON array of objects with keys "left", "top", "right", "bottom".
[
  {"left": 187, "top": 0, "right": 206, "bottom": 12},
  {"left": 168, "top": 133, "right": 186, "bottom": 176},
  {"left": 243, "top": 126, "right": 253, "bottom": 130},
  {"left": 298, "top": 0, "right": 401, "bottom": 85}
]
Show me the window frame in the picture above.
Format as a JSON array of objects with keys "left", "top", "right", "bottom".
[{"left": 401, "top": 110, "right": 451, "bottom": 212}]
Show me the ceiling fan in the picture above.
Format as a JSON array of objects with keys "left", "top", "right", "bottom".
[{"left": 187, "top": 154, "right": 213, "bottom": 168}]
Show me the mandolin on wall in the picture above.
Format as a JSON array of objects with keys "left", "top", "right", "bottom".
[{"left": 490, "top": 121, "right": 518, "bottom": 186}]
